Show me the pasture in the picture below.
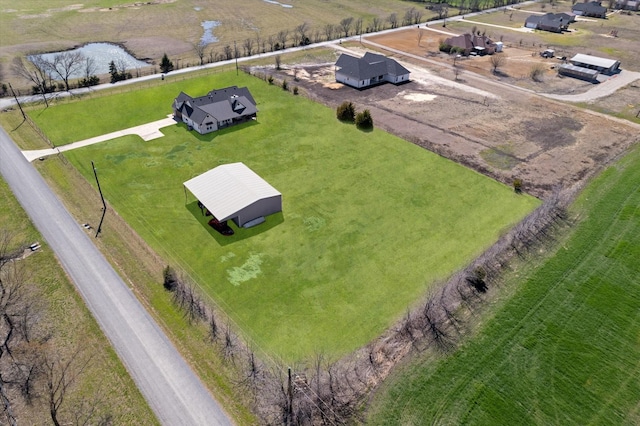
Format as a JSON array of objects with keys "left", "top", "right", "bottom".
[
  {"left": 367, "top": 143, "right": 640, "bottom": 424},
  {"left": 0, "top": 0, "right": 436, "bottom": 89},
  {"left": 34, "top": 71, "right": 540, "bottom": 362}
]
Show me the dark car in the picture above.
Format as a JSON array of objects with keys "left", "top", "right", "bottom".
[{"left": 208, "top": 218, "right": 234, "bottom": 236}]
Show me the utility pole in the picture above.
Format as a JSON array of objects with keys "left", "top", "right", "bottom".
[
  {"left": 92, "top": 161, "right": 107, "bottom": 238},
  {"left": 287, "top": 367, "right": 293, "bottom": 425},
  {"left": 8, "top": 83, "right": 26, "bottom": 120},
  {"left": 234, "top": 40, "right": 239, "bottom": 76}
]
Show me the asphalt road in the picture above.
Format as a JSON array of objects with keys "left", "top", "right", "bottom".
[{"left": 0, "top": 125, "right": 232, "bottom": 425}]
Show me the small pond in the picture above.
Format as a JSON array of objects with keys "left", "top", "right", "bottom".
[
  {"left": 31, "top": 42, "right": 150, "bottom": 79},
  {"left": 200, "top": 20, "right": 221, "bottom": 45}
]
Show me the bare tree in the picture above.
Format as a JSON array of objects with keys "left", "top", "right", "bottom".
[
  {"left": 45, "top": 349, "right": 91, "bottom": 426},
  {"left": 290, "top": 31, "right": 301, "bottom": 48},
  {"left": 46, "top": 51, "right": 84, "bottom": 91},
  {"left": 354, "top": 18, "right": 363, "bottom": 35},
  {"left": 417, "top": 30, "right": 424, "bottom": 46},
  {"left": 243, "top": 38, "right": 254, "bottom": 56},
  {"left": 275, "top": 55, "right": 281, "bottom": 70},
  {"left": 12, "top": 56, "right": 50, "bottom": 106},
  {"left": 339, "top": 17, "right": 354, "bottom": 37},
  {"left": 371, "top": 17, "right": 382, "bottom": 32},
  {"left": 312, "top": 29, "right": 322, "bottom": 43},
  {"left": 267, "top": 35, "right": 276, "bottom": 52},
  {"left": 194, "top": 42, "right": 206, "bottom": 65},
  {"left": 223, "top": 45, "right": 233, "bottom": 60},
  {"left": 490, "top": 54, "right": 506, "bottom": 74},
  {"left": 277, "top": 30, "right": 288, "bottom": 49},
  {"left": 81, "top": 56, "right": 97, "bottom": 82},
  {"left": 324, "top": 24, "right": 335, "bottom": 41},
  {"left": 403, "top": 7, "right": 416, "bottom": 26},
  {"left": 295, "top": 22, "right": 309, "bottom": 45},
  {"left": 387, "top": 13, "right": 398, "bottom": 29},
  {"left": 413, "top": 9, "right": 423, "bottom": 24}
]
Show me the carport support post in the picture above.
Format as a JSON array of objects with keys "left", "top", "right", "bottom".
[{"left": 92, "top": 161, "right": 107, "bottom": 238}]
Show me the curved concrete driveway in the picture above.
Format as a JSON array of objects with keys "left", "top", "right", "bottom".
[
  {"left": 0, "top": 126, "right": 231, "bottom": 425},
  {"left": 22, "top": 116, "right": 176, "bottom": 162}
]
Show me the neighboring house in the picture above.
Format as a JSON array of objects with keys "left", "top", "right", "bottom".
[
  {"left": 525, "top": 13, "right": 572, "bottom": 33},
  {"left": 183, "top": 162, "right": 282, "bottom": 228},
  {"left": 572, "top": 1, "right": 607, "bottom": 17},
  {"left": 569, "top": 53, "right": 620, "bottom": 74},
  {"left": 615, "top": 0, "right": 640, "bottom": 10},
  {"left": 444, "top": 33, "right": 499, "bottom": 55},
  {"left": 335, "top": 52, "right": 410, "bottom": 89},
  {"left": 173, "top": 86, "right": 257, "bottom": 135}
]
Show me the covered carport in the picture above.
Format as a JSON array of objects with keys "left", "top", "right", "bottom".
[{"left": 183, "top": 162, "right": 282, "bottom": 228}]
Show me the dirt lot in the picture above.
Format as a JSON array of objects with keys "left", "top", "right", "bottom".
[{"left": 256, "top": 40, "right": 639, "bottom": 199}]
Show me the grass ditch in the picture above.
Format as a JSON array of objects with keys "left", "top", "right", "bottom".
[
  {"left": 366, "top": 142, "right": 640, "bottom": 424},
  {"left": 0, "top": 176, "right": 157, "bottom": 424}
]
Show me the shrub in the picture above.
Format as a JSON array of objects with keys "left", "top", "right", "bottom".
[
  {"left": 268, "top": 75, "right": 274, "bottom": 85},
  {"left": 336, "top": 101, "right": 356, "bottom": 122},
  {"left": 355, "top": 109, "right": 373, "bottom": 130},
  {"left": 529, "top": 64, "right": 545, "bottom": 82},
  {"left": 513, "top": 178, "right": 523, "bottom": 193},
  {"left": 439, "top": 42, "right": 452, "bottom": 53},
  {"left": 293, "top": 86, "right": 299, "bottom": 95},
  {"left": 163, "top": 265, "right": 178, "bottom": 291},
  {"left": 282, "top": 79, "right": 288, "bottom": 91}
]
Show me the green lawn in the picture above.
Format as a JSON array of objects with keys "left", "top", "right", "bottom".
[
  {"left": 43, "top": 71, "right": 538, "bottom": 363},
  {"left": 367, "top": 144, "right": 640, "bottom": 424}
]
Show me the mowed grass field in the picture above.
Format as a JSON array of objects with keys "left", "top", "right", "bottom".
[
  {"left": 35, "top": 71, "right": 538, "bottom": 362},
  {"left": 367, "top": 144, "right": 640, "bottom": 424}
]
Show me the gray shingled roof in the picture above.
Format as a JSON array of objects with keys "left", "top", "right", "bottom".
[
  {"left": 335, "top": 53, "right": 409, "bottom": 81},
  {"left": 173, "top": 86, "right": 257, "bottom": 127}
]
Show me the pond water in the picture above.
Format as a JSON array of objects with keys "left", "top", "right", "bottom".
[
  {"left": 263, "top": 0, "right": 293, "bottom": 8},
  {"left": 200, "top": 20, "right": 221, "bottom": 45},
  {"left": 31, "top": 42, "right": 150, "bottom": 79}
]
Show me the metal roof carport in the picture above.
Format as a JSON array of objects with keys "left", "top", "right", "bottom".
[{"left": 184, "top": 163, "right": 282, "bottom": 227}]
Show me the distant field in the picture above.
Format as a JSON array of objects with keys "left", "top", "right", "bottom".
[
  {"left": 0, "top": 0, "right": 436, "bottom": 85},
  {"left": 33, "top": 71, "right": 541, "bottom": 362},
  {"left": 367, "top": 143, "right": 640, "bottom": 424}
]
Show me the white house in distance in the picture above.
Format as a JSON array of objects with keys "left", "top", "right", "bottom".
[
  {"left": 173, "top": 86, "right": 257, "bottom": 135},
  {"left": 183, "top": 163, "right": 282, "bottom": 228},
  {"left": 335, "top": 52, "right": 410, "bottom": 89}
]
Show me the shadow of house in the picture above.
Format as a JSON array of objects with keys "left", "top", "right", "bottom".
[
  {"left": 572, "top": 1, "right": 608, "bottom": 18},
  {"left": 173, "top": 86, "right": 257, "bottom": 135},
  {"left": 525, "top": 13, "right": 573, "bottom": 33},
  {"left": 335, "top": 52, "right": 410, "bottom": 89}
]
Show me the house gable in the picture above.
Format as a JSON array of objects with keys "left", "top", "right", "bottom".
[
  {"left": 335, "top": 53, "right": 410, "bottom": 88},
  {"left": 172, "top": 86, "right": 258, "bottom": 135}
]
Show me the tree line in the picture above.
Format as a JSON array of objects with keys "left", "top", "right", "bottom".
[{"left": 0, "top": 231, "right": 112, "bottom": 425}]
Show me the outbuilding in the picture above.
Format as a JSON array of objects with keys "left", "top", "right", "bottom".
[
  {"left": 184, "top": 163, "right": 282, "bottom": 228},
  {"left": 569, "top": 53, "right": 620, "bottom": 74}
]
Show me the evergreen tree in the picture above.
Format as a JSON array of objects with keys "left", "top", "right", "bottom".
[{"left": 160, "top": 53, "right": 174, "bottom": 73}]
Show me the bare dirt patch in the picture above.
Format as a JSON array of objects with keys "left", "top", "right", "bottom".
[{"left": 255, "top": 47, "right": 639, "bottom": 199}]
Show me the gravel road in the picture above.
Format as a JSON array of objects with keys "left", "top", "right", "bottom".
[{"left": 0, "top": 125, "right": 232, "bottom": 425}]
